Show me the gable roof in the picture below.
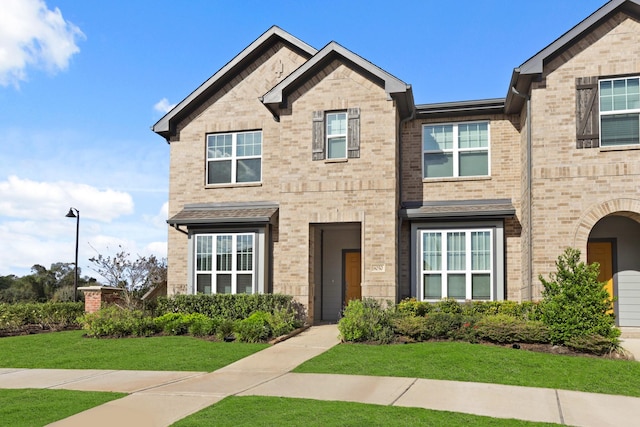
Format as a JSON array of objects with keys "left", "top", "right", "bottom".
[
  {"left": 505, "top": 0, "right": 640, "bottom": 113},
  {"left": 152, "top": 26, "right": 317, "bottom": 141},
  {"left": 260, "top": 41, "right": 415, "bottom": 120}
]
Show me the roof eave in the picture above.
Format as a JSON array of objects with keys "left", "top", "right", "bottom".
[
  {"left": 261, "top": 41, "right": 414, "bottom": 119},
  {"left": 152, "top": 26, "right": 317, "bottom": 141},
  {"left": 505, "top": 0, "right": 640, "bottom": 114}
]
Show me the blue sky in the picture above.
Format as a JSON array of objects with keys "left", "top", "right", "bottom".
[{"left": 0, "top": 0, "right": 607, "bottom": 279}]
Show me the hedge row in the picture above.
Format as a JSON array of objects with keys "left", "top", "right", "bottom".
[
  {"left": 81, "top": 294, "right": 306, "bottom": 343},
  {"left": 339, "top": 298, "right": 616, "bottom": 355},
  {"left": 0, "top": 302, "right": 84, "bottom": 334},
  {"left": 155, "top": 293, "right": 304, "bottom": 320}
]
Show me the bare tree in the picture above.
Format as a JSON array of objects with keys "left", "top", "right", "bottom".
[{"left": 89, "top": 246, "right": 167, "bottom": 308}]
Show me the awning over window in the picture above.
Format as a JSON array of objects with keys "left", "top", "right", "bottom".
[
  {"left": 167, "top": 202, "right": 278, "bottom": 227},
  {"left": 401, "top": 199, "right": 515, "bottom": 220}
]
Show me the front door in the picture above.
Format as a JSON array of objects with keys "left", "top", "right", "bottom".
[
  {"left": 587, "top": 241, "right": 614, "bottom": 302},
  {"left": 344, "top": 251, "right": 361, "bottom": 304}
]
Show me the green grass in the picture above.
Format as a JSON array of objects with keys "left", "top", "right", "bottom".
[
  {"left": 294, "top": 342, "right": 640, "bottom": 397},
  {"left": 0, "top": 330, "right": 268, "bottom": 371},
  {"left": 0, "top": 388, "right": 126, "bottom": 426},
  {"left": 172, "top": 396, "right": 558, "bottom": 426}
]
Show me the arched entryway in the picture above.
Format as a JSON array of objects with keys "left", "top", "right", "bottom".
[{"left": 575, "top": 200, "right": 640, "bottom": 327}]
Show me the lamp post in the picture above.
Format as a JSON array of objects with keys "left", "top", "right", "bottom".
[{"left": 65, "top": 208, "right": 80, "bottom": 302}]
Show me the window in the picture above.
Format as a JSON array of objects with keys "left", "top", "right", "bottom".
[
  {"left": 206, "top": 131, "right": 261, "bottom": 184},
  {"left": 195, "top": 233, "right": 255, "bottom": 294},
  {"left": 326, "top": 112, "right": 347, "bottom": 159},
  {"left": 420, "top": 229, "right": 492, "bottom": 300},
  {"left": 422, "top": 122, "right": 489, "bottom": 178},
  {"left": 312, "top": 108, "right": 360, "bottom": 160},
  {"left": 600, "top": 77, "right": 640, "bottom": 146}
]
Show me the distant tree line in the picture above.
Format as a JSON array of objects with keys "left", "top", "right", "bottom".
[
  {"left": 1, "top": 249, "right": 167, "bottom": 304},
  {"left": 0, "top": 263, "right": 95, "bottom": 303}
]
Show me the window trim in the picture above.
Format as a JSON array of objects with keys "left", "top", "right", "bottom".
[
  {"left": 191, "top": 230, "right": 268, "bottom": 295},
  {"left": 422, "top": 121, "right": 491, "bottom": 179},
  {"left": 326, "top": 111, "right": 348, "bottom": 160},
  {"left": 410, "top": 220, "right": 504, "bottom": 302},
  {"left": 599, "top": 76, "right": 640, "bottom": 147},
  {"left": 205, "top": 130, "right": 262, "bottom": 185}
]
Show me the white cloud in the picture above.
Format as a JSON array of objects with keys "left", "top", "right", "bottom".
[
  {"left": 0, "top": 175, "right": 134, "bottom": 222},
  {"left": 0, "top": 0, "right": 85, "bottom": 87},
  {"left": 153, "top": 98, "right": 176, "bottom": 114}
]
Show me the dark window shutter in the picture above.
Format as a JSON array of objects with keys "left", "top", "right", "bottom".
[
  {"left": 576, "top": 77, "right": 599, "bottom": 149},
  {"left": 347, "top": 107, "right": 360, "bottom": 158},
  {"left": 312, "top": 110, "right": 325, "bottom": 160}
]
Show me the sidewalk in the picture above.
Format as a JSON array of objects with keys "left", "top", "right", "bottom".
[{"left": 0, "top": 325, "right": 639, "bottom": 427}]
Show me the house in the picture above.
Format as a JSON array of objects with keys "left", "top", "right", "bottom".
[{"left": 153, "top": 0, "right": 640, "bottom": 327}]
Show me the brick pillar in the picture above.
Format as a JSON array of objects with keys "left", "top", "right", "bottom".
[{"left": 78, "top": 286, "right": 124, "bottom": 313}]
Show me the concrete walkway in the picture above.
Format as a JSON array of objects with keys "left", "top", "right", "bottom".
[{"left": 0, "top": 325, "right": 639, "bottom": 427}]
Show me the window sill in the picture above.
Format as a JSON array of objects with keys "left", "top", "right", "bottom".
[
  {"left": 325, "top": 158, "right": 348, "bottom": 163},
  {"left": 422, "top": 176, "right": 491, "bottom": 183},
  {"left": 205, "top": 182, "right": 262, "bottom": 189},
  {"left": 599, "top": 144, "right": 640, "bottom": 152}
]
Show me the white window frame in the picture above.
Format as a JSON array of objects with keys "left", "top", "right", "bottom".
[
  {"left": 422, "top": 121, "right": 490, "bottom": 179},
  {"left": 206, "top": 130, "right": 262, "bottom": 185},
  {"left": 599, "top": 76, "right": 640, "bottom": 147},
  {"left": 418, "top": 228, "right": 494, "bottom": 301},
  {"left": 194, "top": 232, "right": 256, "bottom": 295},
  {"left": 326, "top": 111, "right": 348, "bottom": 159}
]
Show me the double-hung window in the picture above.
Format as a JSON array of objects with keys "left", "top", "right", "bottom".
[
  {"left": 420, "top": 229, "right": 492, "bottom": 300},
  {"left": 600, "top": 77, "right": 640, "bottom": 146},
  {"left": 326, "top": 112, "right": 347, "bottom": 159},
  {"left": 195, "top": 233, "right": 255, "bottom": 294},
  {"left": 422, "top": 122, "right": 489, "bottom": 178},
  {"left": 206, "top": 131, "right": 261, "bottom": 184}
]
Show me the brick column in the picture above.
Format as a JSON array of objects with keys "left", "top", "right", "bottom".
[{"left": 78, "top": 286, "right": 124, "bottom": 313}]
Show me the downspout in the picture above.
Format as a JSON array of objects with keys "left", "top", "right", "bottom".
[
  {"left": 511, "top": 86, "right": 533, "bottom": 300},
  {"left": 397, "top": 105, "right": 416, "bottom": 302}
]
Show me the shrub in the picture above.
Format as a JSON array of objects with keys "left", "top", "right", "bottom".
[
  {"left": 217, "top": 318, "right": 235, "bottom": 341},
  {"left": 188, "top": 315, "right": 220, "bottom": 337},
  {"left": 422, "top": 312, "right": 465, "bottom": 340},
  {"left": 434, "top": 298, "right": 462, "bottom": 314},
  {"left": 81, "top": 306, "right": 158, "bottom": 337},
  {"left": 395, "top": 298, "right": 432, "bottom": 317},
  {"left": 565, "top": 334, "right": 618, "bottom": 355},
  {"left": 474, "top": 315, "right": 549, "bottom": 344},
  {"left": 338, "top": 298, "right": 394, "bottom": 344},
  {"left": 539, "top": 248, "right": 619, "bottom": 345},
  {"left": 235, "top": 311, "right": 271, "bottom": 343},
  {"left": 266, "top": 307, "right": 300, "bottom": 337},
  {"left": 391, "top": 314, "right": 429, "bottom": 341}
]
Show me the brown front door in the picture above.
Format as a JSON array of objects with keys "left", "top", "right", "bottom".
[
  {"left": 587, "top": 241, "right": 614, "bottom": 301},
  {"left": 344, "top": 251, "right": 361, "bottom": 303}
]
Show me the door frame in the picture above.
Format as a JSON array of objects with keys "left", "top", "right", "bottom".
[
  {"left": 342, "top": 249, "right": 362, "bottom": 307},
  {"left": 587, "top": 238, "right": 618, "bottom": 323}
]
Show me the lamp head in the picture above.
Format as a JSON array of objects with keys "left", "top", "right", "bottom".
[{"left": 65, "top": 208, "right": 77, "bottom": 218}]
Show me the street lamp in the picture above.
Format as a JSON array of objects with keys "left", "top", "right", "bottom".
[{"left": 65, "top": 208, "right": 80, "bottom": 302}]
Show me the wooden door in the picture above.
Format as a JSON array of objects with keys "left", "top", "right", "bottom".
[
  {"left": 587, "top": 241, "right": 614, "bottom": 299},
  {"left": 344, "top": 251, "right": 361, "bottom": 303}
]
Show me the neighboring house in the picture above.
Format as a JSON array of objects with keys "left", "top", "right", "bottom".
[{"left": 153, "top": 0, "right": 640, "bottom": 327}]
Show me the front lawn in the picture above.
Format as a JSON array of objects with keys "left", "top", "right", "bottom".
[
  {"left": 172, "top": 396, "right": 558, "bottom": 426},
  {"left": 0, "top": 330, "right": 268, "bottom": 371},
  {"left": 0, "top": 389, "right": 126, "bottom": 427},
  {"left": 294, "top": 341, "right": 640, "bottom": 397}
]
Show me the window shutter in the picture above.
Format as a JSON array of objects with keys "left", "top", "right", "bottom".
[
  {"left": 576, "top": 77, "right": 599, "bottom": 149},
  {"left": 347, "top": 107, "right": 360, "bottom": 158},
  {"left": 312, "top": 110, "right": 325, "bottom": 160}
]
